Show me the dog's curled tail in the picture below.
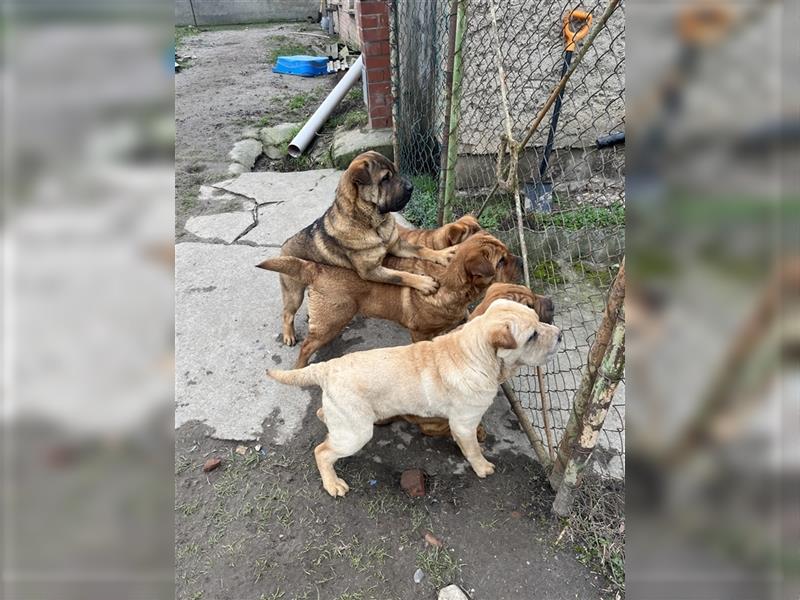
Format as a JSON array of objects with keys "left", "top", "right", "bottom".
[
  {"left": 256, "top": 256, "right": 318, "bottom": 284},
  {"left": 267, "top": 364, "right": 324, "bottom": 387}
]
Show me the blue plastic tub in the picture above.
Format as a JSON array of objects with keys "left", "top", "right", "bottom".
[{"left": 272, "top": 55, "right": 328, "bottom": 77}]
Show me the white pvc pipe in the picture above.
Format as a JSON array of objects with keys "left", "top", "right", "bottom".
[{"left": 287, "top": 54, "right": 364, "bottom": 158}]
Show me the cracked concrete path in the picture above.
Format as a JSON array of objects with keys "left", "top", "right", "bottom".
[{"left": 183, "top": 169, "right": 340, "bottom": 246}]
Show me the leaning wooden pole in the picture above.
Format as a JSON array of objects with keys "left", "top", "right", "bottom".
[
  {"left": 550, "top": 258, "right": 625, "bottom": 490},
  {"left": 552, "top": 305, "right": 625, "bottom": 516},
  {"left": 442, "top": 0, "right": 466, "bottom": 223},
  {"left": 437, "top": 0, "right": 459, "bottom": 226}
]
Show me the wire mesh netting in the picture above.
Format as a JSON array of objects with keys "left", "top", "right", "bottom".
[{"left": 391, "top": 0, "right": 625, "bottom": 479}]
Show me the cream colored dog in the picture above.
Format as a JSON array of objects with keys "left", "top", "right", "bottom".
[{"left": 267, "top": 300, "right": 561, "bottom": 497}]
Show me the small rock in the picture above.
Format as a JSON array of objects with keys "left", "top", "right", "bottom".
[
  {"left": 413, "top": 568, "right": 425, "bottom": 584},
  {"left": 241, "top": 125, "right": 260, "bottom": 140},
  {"left": 228, "top": 162, "right": 247, "bottom": 175},
  {"left": 235, "top": 445, "right": 248, "bottom": 456},
  {"left": 423, "top": 531, "right": 443, "bottom": 547},
  {"left": 228, "top": 138, "right": 263, "bottom": 170},
  {"left": 259, "top": 122, "right": 301, "bottom": 147},
  {"left": 264, "top": 144, "right": 285, "bottom": 160},
  {"left": 254, "top": 444, "right": 262, "bottom": 452},
  {"left": 438, "top": 584, "right": 469, "bottom": 600},
  {"left": 400, "top": 468, "right": 426, "bottom": 498},
  {"left": 202, "top": 457, "right": 221, "bottom": 472}
]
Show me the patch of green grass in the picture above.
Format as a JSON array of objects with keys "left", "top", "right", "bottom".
[
  {"left": 176, "top": 499, "right": 201, "bottom": 517},
  {"left": 327, "top": 109, "right": 368, "bottom": 130},
  {"left": 256, "top": 115, "right": 272, "bottom": 128},
  {"left": 269, "top": 37, "right": 314, "bottom": 64},
  {"left": 531, "top": 259, "right": 566, "bottom": 285},
  {"left": 175, "top": 26, "right": 200, "bottom": 47},
  {"left": 415, "top": 547, "right": 462, "bottom": 589},
  {"left": 402, "top": 174, "right": 439, "bottom": 229},
  {"left": 574, "top": 261, "right": 617, "bottom": 288},
  {"left": 288, "top": 93, "right": 312, "bottom": 111},
  {"left": 532, "top": 203, "right": 625, "bottom": 230}
]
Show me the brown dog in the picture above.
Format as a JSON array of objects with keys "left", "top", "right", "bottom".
[
  {"left": 397, "top": 214, "right": 482, "bottom": 250},
  {"left": 468, "top": 282, "right": 555, "bottom": 323},
  {"left": 391, "top": 283, "right": 556, "bottom": 441},
  {"left": 274, "top": 151, "right": 456, "bottom": 346},
  {"left": 257, "top": 232, "right": 521, "bottom": 368}
]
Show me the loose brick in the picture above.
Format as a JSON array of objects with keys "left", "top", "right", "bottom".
[{"left": 400, "top": 468, "right": 426, "bottom": 497}]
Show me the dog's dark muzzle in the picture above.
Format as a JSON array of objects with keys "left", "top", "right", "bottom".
[
  {"left": 535, "top": 296, "right": 555, "bottom": 324},
  {"left": 382, "top": 179, "right": 414, "bottom": 213}
]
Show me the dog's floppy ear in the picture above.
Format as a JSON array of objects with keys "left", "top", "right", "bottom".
[
  {"left": 490, "top": 322, "right": 518, "bottom": 350},
  {"left": 465, "top": 251, "right": 496, "bottom": 284},
  {"left": 446, "top": 223, "right": 467, "bottom": 246},
  {"left": 347, "top": 159, "right": 372, "bottom": 186}
]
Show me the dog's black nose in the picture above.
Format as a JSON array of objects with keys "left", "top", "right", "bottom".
[{"left": 404, "top": 180, "right": 413, "bottom": 193}]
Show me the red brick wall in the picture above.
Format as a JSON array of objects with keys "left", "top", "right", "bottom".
[{"left": 356, "top": 0, "right": 392, "bottom": 129}]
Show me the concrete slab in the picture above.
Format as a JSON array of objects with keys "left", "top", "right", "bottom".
[
  {"left": 240, "top": 191, "right": 333, "bottom": 246},
  {"left": 331, "top": 127, "right": 393, "bottom": 169},
  {"left": 175, "top": 242, "right": 412, "bottom": 442},
  {"left": 184, "top": 211, "right": 255, "bottom": 244},
  {"left": 213, "top": 169, "right": 339, "bottom": 206},
  {"left": 199, "top": 184, "right": 255, "bottom": 211}
]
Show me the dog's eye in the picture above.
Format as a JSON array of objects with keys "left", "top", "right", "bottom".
[
  {"left": 382, "top": 172, "right": 391, "bottom": 182},
  {"left": 528, "top": 331, "right": 538, "bottom": 343},
  {"left": 497, "top": 258, "right": 505, "bottom": 267}
]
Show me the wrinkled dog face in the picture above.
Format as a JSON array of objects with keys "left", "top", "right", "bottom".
[
  {"left": 460, "top": 233, "right": 523, "bottom": 288},
  {"left": 346, "top": 151, "right": 413, "bottom": 214},
  {"left": 446, "top": 215, "right": 483, "bottom": 246},
  {"left": 487, "top": 299, "right": 561, "bottom": 367}
]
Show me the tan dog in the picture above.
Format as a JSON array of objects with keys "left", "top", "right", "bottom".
[
  {"left": 393, "top": 282, "right": 556, "bottom": 440},
  {"left": 397, "top": 214, "right": 482, "bottom": 250},
  {"left": 268, "top": 300, "right": 562, "bottom": 497},
  {"left": 257, "top": 232, "right": 521, "bottom": 367},
  {"left": 274, "top": 151, "right": 456, "bottom": 346}
]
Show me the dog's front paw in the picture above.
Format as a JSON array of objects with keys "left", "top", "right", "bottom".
[
  {"left": 322, "top": 476, "right": 350, "bottom": 497},
  {"left": 415, "top": 275, "right": 440, "bottom": 295},
  {"left": 433, "top": 247, "right": 457, "bottom": 266},
  {"left": 471, "top": 459, "right": 496, "bottom": 478},
  {"left": 282, "top": 329, "right": 297, "bottom": 346}
]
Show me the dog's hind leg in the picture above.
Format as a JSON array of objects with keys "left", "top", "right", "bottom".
[
  {"left": 294, "top": 293, "right": 356, "bottom": 368},
  {"left": 314, "top": 417, "right": 372, "bottom": 498},
  {"left": 280, "top": 274, "right": 305, "bottom": 346}
]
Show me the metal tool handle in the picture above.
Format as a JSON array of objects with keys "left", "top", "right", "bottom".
[{"left": 563, "top": 9, "right": 593, "bottom": 52}]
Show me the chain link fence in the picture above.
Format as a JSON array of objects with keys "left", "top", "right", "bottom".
[{"left": 391, "top": 0, "right": 625, "bottom": 481}]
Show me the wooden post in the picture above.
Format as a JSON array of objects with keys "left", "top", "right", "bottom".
[
  {"left": 437, "top": 0, "right": 459, "bottom": 226},
  {"left": 550, "top": 259, "right": 625, "bottom": 490},
  {"left": 552, "top": 305, "right": 625, "bottom": 516},
  {"left": 442, "top": 0, "right": 466, "bottom": 224}
]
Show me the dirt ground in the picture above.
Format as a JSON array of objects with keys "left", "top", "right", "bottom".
[
  {"left": 176, "top": 410, "right": 611, "bottom": 600},
  {"left": 175, "top": 23, "right": 337, "bottom": 240}
]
